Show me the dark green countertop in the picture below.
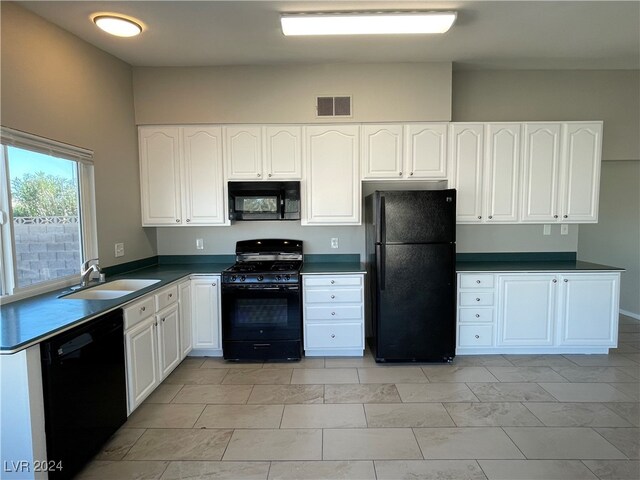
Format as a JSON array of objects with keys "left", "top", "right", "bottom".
[
  {"left": 456, "top": 260, "right": 624, "bottom": 273},
  {"left": 0, "top": 262, "right": 232, "bottom": 354},
  {"left": 301, "top": 262, "right": 366, "bottom": 274}
]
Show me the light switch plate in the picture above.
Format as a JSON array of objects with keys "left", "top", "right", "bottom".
[
  {"left": 543, "top": 225, "right": 551, "bottom": 236},
  {"left": 331, "top": 238, "right": 339, "bottom": 249},
  {"left": 196, "top": 238, "right": 204, "bottom": 250},
  {"left": 115, "top": 242, "right": 124, "bottom": 257},
  {"left": 561, "top": 224, "right": 569, "bottom": 235}
]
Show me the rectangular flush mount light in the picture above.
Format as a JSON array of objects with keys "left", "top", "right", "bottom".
[{"left": 281, "top": 11, "right": 457, "bottom": 36}]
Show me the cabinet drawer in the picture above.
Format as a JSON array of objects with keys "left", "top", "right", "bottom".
[
  {"left": 460, "top": 274, "right": 495, "bottom": 289},
  {"left": 304, "top": 275, "right": 363, "bottom": 287},
  {"left": 458, "top": 325, "right": 493, "bottom": 347},
  {"left": 459, "top": 308, "right": 494, "bottom": 324},
  {"left": 305, "top": 322, "right": 363, "bottom": 349},
  {"left": 305, "top": 305, "right": 362, "bottom": 321},
  {"left": 459, "top": 292, "right": 494, "bottom": 306},
  {"left": 124, "top": 296, "right": 155, "bottom": 330},
  {"left": 155, "top": 285, "right": 178, "bottom": 311},
  {"left": 305, "top": 288, "right": 363, "bottom": 304}
]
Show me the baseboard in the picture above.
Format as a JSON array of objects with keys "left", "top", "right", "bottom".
[{"left": 620, "top": 309, "right": 640, "bottom": 320}]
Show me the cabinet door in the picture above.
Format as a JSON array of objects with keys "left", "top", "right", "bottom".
[
  {"left": 521, "top": 123, "right": 562, "bottom": 222},
  {"left": 497, "top": 275, "right": 556, "bottom": 346},
  {"left": 450, "top": 124, "right": 484, "bottom": 222},
  {"left": 361, "top": 124, "right": 403, "bottom": 179},
  {"left": 559, "top": 122, "right": 602, "bottom": 223},
  {"left": 191, "top": 277, "right": 221, "bottom": 350},
  {"left": 178, "top": 280, "right": 192, "bottom": 359},
  {"left": 303, "top": 125, "right": 360, "bottom": 225},
  {"left": 484, "top": 123, "right": 521, "bottom": 223},
  {"left": 182, "top": 127, "right": 226, "bottom": 225},
  {"left": 125, "top": 318, "right": 159, "bottom": 413},
  {"left": 558, "top": 273, "right": 619, "bottom": 346},
  {"left": 157, "top": 304, "right": 181, "bottom": 378},
  {"left": 264, "top": 126, "right": 302, "bottom": 179},
  {"left": 224, "top": 126, "right": 263, "bottom": 179},
  {"left": 139, "top": 127, "right": 182, "bottom": 225},
  {"left": 405, "top": 123, "right": 448, "bottom": 179}
]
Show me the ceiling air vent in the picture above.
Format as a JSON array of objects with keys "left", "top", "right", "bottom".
[{"left": 316, "top": 96, "right": 352, "bottom": 117}]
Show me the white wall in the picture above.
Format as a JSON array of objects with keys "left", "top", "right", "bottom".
[{"left": 0, "top": 2, "right": 156, "bottom": 268}]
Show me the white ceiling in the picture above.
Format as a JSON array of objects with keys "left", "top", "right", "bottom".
[{"left": 17, "top": 1, "right": 640, "bottom": 70}]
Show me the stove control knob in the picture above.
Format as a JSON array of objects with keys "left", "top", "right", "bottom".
[
  {"left": 284, "top": 274, "right": 291, "bottom": 281},
  {"left": 275, "top": 275, "right": 282, "bottom": 281},
  {"left": 240, "top": 275, "right": 246, "bottom": 282},
  {"left": 257, "top": 275, "right": 264, "bottom": 281},
  {"left": 231, "top": 275, "right": 237, "bottom": 282}
]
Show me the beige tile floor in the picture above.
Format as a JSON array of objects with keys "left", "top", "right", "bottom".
[{"left": 78, "top": 314, "right": 640, "bottom": 479}]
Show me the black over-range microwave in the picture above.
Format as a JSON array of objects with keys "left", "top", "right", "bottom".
[{"left": 228, "top": 181, "right": 301, "bottom": 221}]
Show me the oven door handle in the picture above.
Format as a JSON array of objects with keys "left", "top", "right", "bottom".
[{"left": 222, "top": 285, "right": 299, "bottom": 291}]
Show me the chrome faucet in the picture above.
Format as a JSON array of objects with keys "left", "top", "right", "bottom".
[{"left": 80, "top": 258, "right": 102, "bottom": 287}]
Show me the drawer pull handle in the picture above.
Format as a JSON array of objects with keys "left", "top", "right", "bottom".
[
  {"left": 212, "top": 283, "right": 217, "bottom": 286},
  {"left": 552, "top": 279, "right": 557, "bottom": 283},
  {"left": 475, "top": 314, "right": 480, "bottom": 318},
  {"left": 331, "top": 312, "right": 336, "bottom": 316},
  {"left": 169, "top": 293, "right": 173, "bottom": 298},
  {"left": 331, "top": 295, "right": 335, "bottom": 299},
  {"left": 475, "top": 335, "right": 480, "bottom": 339},
  {"left": 140, "top": 306, "right": 146, "bottom": 312},
  {"left": 476, "top": 298, "right": 481, "bottom": 302},
  {"left": 331, "top": 334, "right": 335, "bottom": 338},
  {"left": 564, "top": 279, "right": 568, "bottom": 283},
  {"left": 330, "top": 280, "right": 335, "bottom": 284},
  {"left": 476, "top": 280, "right": 481, "bottom": 284}
]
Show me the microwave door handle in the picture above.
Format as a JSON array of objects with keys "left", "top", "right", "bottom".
[{"left": 280, "top": 197, "right": 285, "bottom": 219}]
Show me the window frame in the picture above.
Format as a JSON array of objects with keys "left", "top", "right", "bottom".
[{"left": 0, "top": 127, "right": 98, "bottom": 304}]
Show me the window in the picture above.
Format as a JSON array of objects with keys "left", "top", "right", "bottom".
[{"left": 0, "top": 127, "right": 97, "bottom": 301}]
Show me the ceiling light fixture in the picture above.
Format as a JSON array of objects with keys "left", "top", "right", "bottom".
[
  {"left": 92, "top": 14, "right": 142, "bottom": 37},
  {"left": 281, "top": 11, "right": 457, "bottom": 36}
]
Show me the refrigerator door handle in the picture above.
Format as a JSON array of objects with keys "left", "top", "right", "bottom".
[
  {"left": 379, "top": 195, "right": 386, "bottom": 244},
  {"left": 377, "top": 244, "right": 386, "bottom": 290}
]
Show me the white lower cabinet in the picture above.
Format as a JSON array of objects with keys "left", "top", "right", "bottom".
[
  {"left": 124, "top": 283, "right": 183, "bottom": 414},
  {"left": 190, "top": 275, "right": 222, "bottom": 356},
  {"left": 303, "top": 273, "right": 365, "bottom": 356},
  {"left": 457, "top": 271, "right": 620, "bottom": 354},
  {"left": 178, "top": 279, "right": 193, "bottom": 359}
]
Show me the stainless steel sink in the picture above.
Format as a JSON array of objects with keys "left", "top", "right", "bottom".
[{"left": 61, "top": 279, "right": 160, "bottom": 300}]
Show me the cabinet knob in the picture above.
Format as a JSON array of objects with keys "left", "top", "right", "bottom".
[
  {"left": 331, "top": 294, "right": 335, "bottom": 299},
  {"left": 476, "top": 298, "right": 481, "bottom": 302},
  {"left": 488, "top": 215, "right": 493, "bottom": 219},
  {"left": 212, "top": 283, "right": 217, "bottom": 286},
  {"left": 553, "top": 279, "right": 557, "bottom": 283},
  {"left": 257, "top": 173, "right": 261, "bottom": 177},
  {"left": 475, "top": 335, "right": 480, "bottom": 339},
  {"left": 478, "top": 216, "right": 482, "bottom": 219},
  {"left": 176, "top": 219, "right": 181, "bottom": 223},
  {"left": 154, "top": 321, "right": 158, "bottom": 327},
  {"left": 476, "top": 280, "right": 481, "bottom": 284},
  {"left": 399, "top": 172, "right": 403, "bottom": 176},
  {"left": 563, "top": 215, "right": 568, "bottom": 219},
  {"left": 186, "top": 219, "right": 191, "bottom": 223},
  {"left": 331, "top": 334, "right": 336, "bottom": 338},
  {"left": 331, "top": 311, "right": 336, "bottom": 316},
  {"left": 554, "top": 215, "right": 558, "bottom": 219},
  {"left": 410, "top": 172, "right": 414, "bottom": 176},
  {"left": 475, "top": 314, "right": 480, "bottom": 318},
  {"left": 268, "top": 173, "right": 272, "bottom": 177},
  {"left": 140, "top": 306, "right": 146, "bottom": 313},
  {"left": 564, "top": 279, "right": 568, "bottom": 283},
  {"left": 162, "top": 317, "right": 165, "bottom": 322},
  {"left": 169, "top": 293, "right": 173, "bottom": 298},
  {"left": 330, "top": 280, "right": 335, "bottom": 284}
]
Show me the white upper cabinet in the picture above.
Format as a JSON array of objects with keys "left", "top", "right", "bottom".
[
  {"left": 225, "top": 125, "right": 302, "bottom": 180},
  {"left": 139, "top": 126, "right": 226, "bottom": 226},
  {"left": 361, "top": 124, "right": 403, "bottom": 179},
  {"left": 559, "top": 122, "right": 602, "bottom": 223},
  {"left": 405, "top": 123, "right": 448, "bottom": 179},
  {"left": 139, "top": 127, "right": 182, "bottom": 225},
  {"left": 520, "top": 123, "right": 563, "bottom": 223},
  {"left": 450, "top": 123, "right": 485, "bottom": 222},
  {"left": 264, "top": 126, "right": 303, "bottom": 179},
  {"left": 303, "top": 125, "right": 361, "bottom": 225},
  {"left": 182, "top": 127, "right": 226, "bottom": 224},
  {"left": 224, "top": 126, "right": 262, "bottom": 179},
  {"left": 361, "top": 123, "right": 447, "bottom": 180},
  {"left": 483, "top": 123, "right": 521, "bottom": 223}
]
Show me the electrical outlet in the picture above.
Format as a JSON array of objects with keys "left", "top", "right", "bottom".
[
  {"left": 196, "top": 238, "right": 204, "bottom": 250},
  {"left": 331, "top": 237, "right": 339, "bottom": 249},
  {"left": 114, "top": 242, "right": 125, "bottom": 257},
  {"left": 543, "top": 225, "right": 551, "bottom": 236},
  {"left": 561, "top": 224, "right": 569, "bottom": 235}
]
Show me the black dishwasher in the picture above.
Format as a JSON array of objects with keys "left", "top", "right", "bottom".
[{"left": 40, "top": 309, "right": 127, "bottom": 480}]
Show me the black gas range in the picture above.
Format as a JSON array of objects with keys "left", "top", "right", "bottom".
[{"left": 221, "top": 239, "right": 303, "bottom": 361}]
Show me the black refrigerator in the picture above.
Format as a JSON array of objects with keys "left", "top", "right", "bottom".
[{"left": 365, "top": 189, "right": 456, "bottom": 363}]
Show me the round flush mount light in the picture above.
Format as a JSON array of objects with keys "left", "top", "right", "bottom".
[{"left": 92, "top": 14, "right": 143, "bottom": 37}]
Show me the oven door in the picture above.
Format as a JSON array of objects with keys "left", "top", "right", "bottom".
[{"left": 221, "top": 284, "right": 301, "bottom": 342}]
